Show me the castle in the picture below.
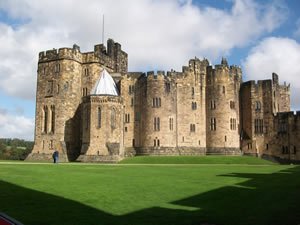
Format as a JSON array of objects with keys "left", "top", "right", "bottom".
[{"left": 26, "top": 39, "right": 300, "bottom": 163}]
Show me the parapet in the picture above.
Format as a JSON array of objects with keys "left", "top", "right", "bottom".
[
  {"left": 146, "top": 70, "right": 167, "bottom": 80},
  {"left": 39, "top": 44, "right": 82, "bottom": 62},
  {"left": 38, "top": 39, "right": 128, "bottom": 72}
]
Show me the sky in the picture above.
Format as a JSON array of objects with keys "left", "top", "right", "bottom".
[{"left": 0, "top": 0, "right": 300, "bottom": 141}]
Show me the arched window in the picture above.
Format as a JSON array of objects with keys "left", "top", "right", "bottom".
[
  {"left": 111, "top": 108, "right": 116, "bottom": 129},
  {"left": 50, "top": 105, "right": 55, "bottom": 133},
  {"left": 55, "top": 64, "right": 60, "bottom": 73},
  {"left": 97, "top": 107, "right": 101, "bottom": 128},
  {"left": 255, "top": 101, "right": 261, "bottom": 111},
  {"left": 64, "top": 82, "right": 69, "bottom": 92},
  {"left": 43, "top": 106, "right": 48, "bottom": 133},
  {"left": 84, "top": 68, "right": 89, "bottom": 76}
]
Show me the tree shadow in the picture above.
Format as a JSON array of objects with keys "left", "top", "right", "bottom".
[{"left": 1, "top": 166, "right": 299, "bottom": 225}]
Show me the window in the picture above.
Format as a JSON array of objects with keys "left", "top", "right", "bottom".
[
  {"left": 154, "top": 117, "right": 160, "bottom": 131},
  {"left": 97, "top": 107, "right": 101, "bottom": 128},
  {"left": 169, "top": 117, "right": 174, "bottom": 131},
  {"left": 129, "top": 85, "right": 135, "bottom": 94},
  {"left": 125, "top": 127, "right": 127, "bottom": 132},
  {"left": 132, "top": 139, "right": 135, "bottom": 147},
  {"left": 50, "top": 105, "right": 55, "bottom": 133},
  {"left": 254, "top": 119, "right": 263, "bottom": 134},
  {"left": 84, "top": 68, "right": 89, "bottom": 76},
  {"left": 222, "top": 86, "right": 225, "bottom": 94},
  {"left": 111, "top": 108, "right": 116, "bottom": 129},
  {"left": 131, "top": 98, "right": 134, "bottom": 106},
  {"left": 190, "top": 124, "right": 196, "bottom": 132},
  {"left": 82, "top": 88, "right": 88, "bottom": 96},
  {"left": 50, "top": 140, "right": 53, "bottom": 149},
  {"left": 46, "top": 80, "right": 54, "bottom": 96},
  {"left": 154, "top": 138, "right": 159, "bottom": 147},
  {"left": 210, "top": 118, "right": 216, "bottom": 131},
  {"left": 64, "top": 82, "right": 69, "bottom": 92},
  {"left": 55, "top": 64, "right": 60, "bottom": 73},
  {"left": 166, "top": 83, "right": 170, "bottom": 93},
  {"left": 57, "top": 84, "right": 60, "bottom": 94},
  {"left": 211, "top": 100, "right": 216, "bottom": 109},
  {"left": 153, "top": 97, "right": 161, "bottom": 108},
  {"left": 43, "top": 106, "right": 48, "bottom": 133},
  {"left": 266, "top": 144, "right": 269, "bottom": 150},
  {"left": 192, "top": 87, "right": 195, "bottom": 96},
  {"left": 192, "top": 102, "right": 197, "bottom": 110},
  {"left": 230, "top": 101, "right": 235, "bottom": 109},
  {"left": 230, "top": 118, "right": 236, "bottom": 130},
  {"left": 125, "top": 113, "right": 130, "bottom": 123},
  {"left": 85, "top": 107, "right": 89, "bottom": 130},
  {"left": 294, "top": 146, "right": 297, "bottom": 154},
  {"left": 225, "top": 136, "right": 227, "bottom": 142},
  {"left": 282, "top": 146, "right": 289, "bottom": 154},
  {"left": 255, "top": 101, "right": 261, "bottom": 111}
]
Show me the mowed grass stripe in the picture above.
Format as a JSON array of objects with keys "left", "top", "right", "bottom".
[{"left": 0, "top": 163, "right": 299, "bottom": 225}]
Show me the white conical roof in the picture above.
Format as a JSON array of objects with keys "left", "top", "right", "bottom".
[{"left": 90, "top": 69, "right": 119, "bottom": 96}]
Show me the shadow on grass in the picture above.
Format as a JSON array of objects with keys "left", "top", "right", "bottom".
[{"left": 0, "top": 166, "right": 300, "bottom": 225}]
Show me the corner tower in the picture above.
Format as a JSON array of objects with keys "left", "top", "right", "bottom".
[{"left": 27, "top": 40, "right": 127, "bottom": 162}]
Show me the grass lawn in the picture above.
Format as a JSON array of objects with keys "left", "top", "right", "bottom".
[
  {"left": 119, "top": 155, "right": 276, "bottom": 165},
  {"left": 0, "top": 162, "right": 299, "bottom": 225}
]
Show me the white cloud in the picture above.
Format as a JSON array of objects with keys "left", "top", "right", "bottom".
[
  {"left": 0, "top": 0, "right": 287, "bottom": 100},
  {"left": 243, "top": 37, "right": 300, "bottom": 110},
  {"left": 0, "top": 110, "right": 34, "bottom": 141}
]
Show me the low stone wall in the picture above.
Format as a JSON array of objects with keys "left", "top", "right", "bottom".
[
  {"left": 206, "top": 147, "right": 242, "bottom": 155},
  {"left": 76, "top": 155, "right": 121, "bottom": 163},
  {"left": 25, "top": 153, "right": 69, "bottom": 162},
  {"left": 135, "top": 147, "right": 241, "bottom": 156},
  {"left": 136, "top": 147, "right": 206, "bottom": 156},
  {"left": 261, "top": 154, "right": 300, "bottom": 165}
]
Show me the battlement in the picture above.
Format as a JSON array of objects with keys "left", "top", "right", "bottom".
[
  {"left": 39, "top": 44, "right": 82, "bottom": 62},
  {"left": 38, "top": 39, "right": 128, "bottom": 72},
  {"left": 146, "top": 70, "right": 167, "bottom": 79}
]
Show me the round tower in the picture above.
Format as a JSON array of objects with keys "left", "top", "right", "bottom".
[
  {"left": 206, "top": 58, "right": 241, "bottom": 155},
  {"left": 138, "top": 71, "right": 177, "bottom": 155}
]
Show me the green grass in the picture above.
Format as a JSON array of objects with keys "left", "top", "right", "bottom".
[
  {"left": 0, "top": 163, "right": 299, "bottom": 225},
  {"left": 119, "top": 155, "right": 276, "bottom": 165}
]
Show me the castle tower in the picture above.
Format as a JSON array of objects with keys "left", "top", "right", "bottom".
[
  {"left": 174, "top": 58, "right": 208, "bottom": 154},
  {"left": 137, "top": 71, "right": 178, "bottom": 155},
  {"left": 240, "top": 73, "right": 290, "bottom": 157},
  {"left": 206, "top": 58, "right": 242, "bottom": 154},
  {"left": 78, "top": 70, "right": 124, "bottom": 162},
  {"left": 27, "top": 40, "right": 128, "bottom": 162}
]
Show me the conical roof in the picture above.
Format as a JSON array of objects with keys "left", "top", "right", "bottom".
[{"left": 90, "top": 69, "right": 119, "bottom": 96}]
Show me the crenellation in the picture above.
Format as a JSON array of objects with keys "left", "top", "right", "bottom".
[{"left": 27, "top": 38, "right": 299, "bottom": 163}]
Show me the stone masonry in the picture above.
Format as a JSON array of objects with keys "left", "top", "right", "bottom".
[{"left": 26, "top": 39, "right": 299, "bottom": 163}]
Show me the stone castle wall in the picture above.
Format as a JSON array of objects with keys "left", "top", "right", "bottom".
[{"left": 27, "top": 39, "right": 299, "bottom": 163}]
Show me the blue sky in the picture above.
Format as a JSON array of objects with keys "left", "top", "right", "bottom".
[{"left": 0, "top": 0, "right": 300, "bottom": 140}]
